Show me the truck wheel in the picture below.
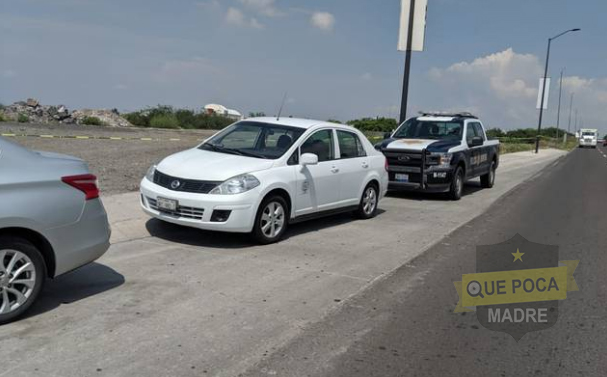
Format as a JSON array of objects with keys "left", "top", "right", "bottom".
[
  {"left": 448, "top": 167, "right": 464, "bottom": 201},
  {"left": 0, "top": 236, "right": 46, "bottom": 325},
  {"left": 252, "top": 195, "right": 289, "bottom": 245},
  {"left": 481, "top": 160, "right": 496, "bottom": 188}
]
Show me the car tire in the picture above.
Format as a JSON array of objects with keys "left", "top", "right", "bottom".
[
  {"left": 355, "top": 183, "right": 379, "bottom": 219},
  {"left": 252, "top": 195, "right": 289, "bottom": 245},
  {"left": 448, "top": 166, "right": 464, "bottom": 201},
  {"left": 480, "top": 160, "right": 497, "bottom": 189},
  {"left": 0, "top": 236, "right": 46, "bottom": 325}
]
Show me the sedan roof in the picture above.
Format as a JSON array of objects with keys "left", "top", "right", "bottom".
[{"left": 245, "top": 117, "right": 326, "bottom": 130}]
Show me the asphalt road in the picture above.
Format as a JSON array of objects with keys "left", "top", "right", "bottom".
[
  {"left": 0, "top": 149, "right": 569, "bottom": 377},
  {"left": 244, "top": 146, "right": 607, "bottom": 377}
]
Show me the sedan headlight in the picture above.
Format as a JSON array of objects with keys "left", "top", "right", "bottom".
[
  {"left": 433, "top": 153, "right": 453, "bottom": 169},
  {"left": 210, "top": 174, "right": 260, "bottom": 195},
  {"left": 145, "top": 164, "right": 157, "bottom": 181}
]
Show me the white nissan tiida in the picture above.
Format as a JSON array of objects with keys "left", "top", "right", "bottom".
[{"left": 140, "top": 117, "right": 389, "bottom": 244}]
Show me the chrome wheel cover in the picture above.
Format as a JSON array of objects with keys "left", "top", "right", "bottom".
[
  {"left": 0, "top": 250, "right": 36, "bottom": 315},
  {"left": 362, "top": 187, "right": 377, "bottom": 215},
  {"left": 260, "top": 202, "right": 285, "bottom": 239}
]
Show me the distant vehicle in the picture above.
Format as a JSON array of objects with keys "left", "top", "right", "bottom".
[
  {"left": 377, "top": 112, "right": 500, "bottom": 200},
  {"left": 579, "top": 129, "right": 598, "bottom": 148},
  {"left": 140, "top": 118, "right": 389, "bottom": 244},
  {"left": 0, "top": 137, "right": 111, "bottom": 324},
  {"left": 603, "top": 139, "right": 607, "bottom": 147}
]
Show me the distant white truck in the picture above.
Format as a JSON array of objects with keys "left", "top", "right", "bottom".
[{"left": 579, "top": 129, "right": 598, "bottom": 148}]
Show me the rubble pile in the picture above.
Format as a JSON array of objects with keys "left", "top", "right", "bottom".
[{"left": 0, "top": 98, "right": 132, "bottom": 127}]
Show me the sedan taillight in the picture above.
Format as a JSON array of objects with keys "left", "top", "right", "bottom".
[{"left": 62, "top": 174, "right": 100, "bottom": 200}]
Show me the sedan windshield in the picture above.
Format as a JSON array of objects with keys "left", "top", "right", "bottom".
[
  {"left": 199, "top": 121, "right": 305, "bottom": 160},
  {"left": 393, "top": 119, "right": 463, "bottom": 140}
]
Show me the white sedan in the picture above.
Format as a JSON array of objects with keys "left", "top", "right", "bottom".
[{"left": 140, "top": 117, "right": 388, "bottom": 243}]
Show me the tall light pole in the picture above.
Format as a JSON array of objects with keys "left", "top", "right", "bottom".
[
  {"left": 535, "top": 28, "right": 581, "bottom": 154},
  {"left": 556, "top": 68, "right": 565, "bottom": 141},
  {"left": 399, "top": 0, "right": 417, "bottom": 124}
]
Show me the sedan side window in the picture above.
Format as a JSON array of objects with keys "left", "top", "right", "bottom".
[
  {"left": 300, "top": 130, "right": 335, "bottom": 162},
  {"left": 337, "top": 130, "right": 367, "bottom": 159}
]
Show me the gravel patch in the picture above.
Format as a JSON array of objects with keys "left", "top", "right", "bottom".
[{"left": 1, "top": 122, "right": 218, "bottom": 195}]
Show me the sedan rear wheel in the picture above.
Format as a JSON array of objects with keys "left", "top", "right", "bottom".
[
  {"left": 0, "top": 237, "right": 45, "bottom": 325},
  {"left": 356, "top": 184, "right": 379, "bottom": 219}
]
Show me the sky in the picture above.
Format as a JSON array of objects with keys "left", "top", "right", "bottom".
[{"left": 1, "top": 0, "right": 606, "bottom": 133}]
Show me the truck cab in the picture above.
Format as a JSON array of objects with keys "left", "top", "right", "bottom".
[
  {"left": 579, "top": 129, "right": 598, "bottom": 148},
  {"left": 377, "top": 112, "right": 500, "bottom": 200}
]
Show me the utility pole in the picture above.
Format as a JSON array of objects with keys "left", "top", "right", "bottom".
[
  {"left": 399, "top": 0, "right": 416, "bottom": 125},
  {"left": 566, "top": 92, "right": 574, "bottom": 143},
  {"left": 556, "top": 69, "right": 564, "bottom": 141}
]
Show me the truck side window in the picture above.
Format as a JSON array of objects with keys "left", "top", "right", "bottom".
[
  {"left": 466, "top": 123, "right": 478, "bottom": 144},
  {"left": 473, "top": 123, "right": 486, "bottom": 141}
]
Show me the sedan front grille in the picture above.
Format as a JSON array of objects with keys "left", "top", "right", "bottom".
[
  {"left": 147, "top": 198, "right": 205, "bottom": 220},
  {"left": 153, "top": 170, "right": 220, "bottom": 194}
]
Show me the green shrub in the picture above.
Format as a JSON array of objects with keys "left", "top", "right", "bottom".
[
  {"left": 122, "top": 105, "right": 235, "bottom": 130},
  {"left": 347, "top": 117, "right": 398, "bottom": 132},
  {"left": 149, "top": 113, "right": 180, "bottom": 129},
  {"left": 0, "top": 111, "right": 6, "bottom": 122},
  {"left": 123, "top": 112, "right": 150, "bottom": 127},
  {"left": 17, "top": 114, "right": 29, "bottom": 123},
  {"left": 81, "top": 116, "right": 104, "bottom": 126}
]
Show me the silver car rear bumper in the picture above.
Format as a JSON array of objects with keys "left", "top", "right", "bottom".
[{"left": 46, "top": 198, "right": 111, "bottom": 277}]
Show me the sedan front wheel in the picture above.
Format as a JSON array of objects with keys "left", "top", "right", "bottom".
[{"left": 252, "top": 196, "right": 289, "bottom": 244}]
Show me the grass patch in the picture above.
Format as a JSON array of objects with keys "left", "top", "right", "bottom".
[
  {"left": 17, "top": 114, "right": 29, "bottom": 123},
  {"left": 81, "top": 116, "right": 104, "bottom": 126}
]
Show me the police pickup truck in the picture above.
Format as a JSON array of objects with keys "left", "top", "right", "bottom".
[{"left": 377, "top": 112, "right": 500, "bottom": 200}]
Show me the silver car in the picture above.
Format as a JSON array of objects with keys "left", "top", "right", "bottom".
[{"left": 0, "top": 137, "right": 111, "bottom": 324}]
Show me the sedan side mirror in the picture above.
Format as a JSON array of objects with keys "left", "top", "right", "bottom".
[
  {"left": 300, "top": 153, "right": 319, "bottom": 166},
  {"left": 470, "top": 136, "right": 484, "bottom": 147},
  {"left": 383, "top": 132, "right": 392, "bottom": 140}
]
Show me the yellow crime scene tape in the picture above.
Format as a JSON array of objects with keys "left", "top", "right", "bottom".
[{"left": 0, "top": 133, "right": 205, "bottom": 142}]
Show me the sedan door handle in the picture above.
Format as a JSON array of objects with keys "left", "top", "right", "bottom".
[
  {"left": 361, "top": 162, "right": 369, "bottom": 169},
  {"left": 331, "top": 167, "right": 340, "bottom": 173}
]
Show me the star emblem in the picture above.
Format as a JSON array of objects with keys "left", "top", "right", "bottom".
[{"left": 512, "top": 249, "right": 524, "bottom": 262}]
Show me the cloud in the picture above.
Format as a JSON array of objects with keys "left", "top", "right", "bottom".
[
  {"left": 310, "top": 12, "right": 335, "bottom": 32},
  {"left": 425, "top": 48, "right": 607, "bottom": 130},
  {"left": 225, "top": 7, "right": 264, "bottom": 29},
  {"left": 361, "top": 72, "right": 373, "bottom": 81},
  {"left": 239, "top": 0, "right": 282, "bottom": 17}
]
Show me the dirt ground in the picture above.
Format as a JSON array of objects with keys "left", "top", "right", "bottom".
[{"left": 1, "top": 122, "right": 218, "bottom": 195}]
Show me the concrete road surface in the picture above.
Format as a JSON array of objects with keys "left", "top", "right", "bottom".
[
  {"left": 243, "top": 146, "right": 607, "bottom": 377},
  {"left": 0, "top": 149, "right": 568, "bottom": 377}
]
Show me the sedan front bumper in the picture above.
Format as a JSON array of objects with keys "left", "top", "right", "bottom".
[{"left": 140, "top": 178, "right": 260, "bottom": 233}]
